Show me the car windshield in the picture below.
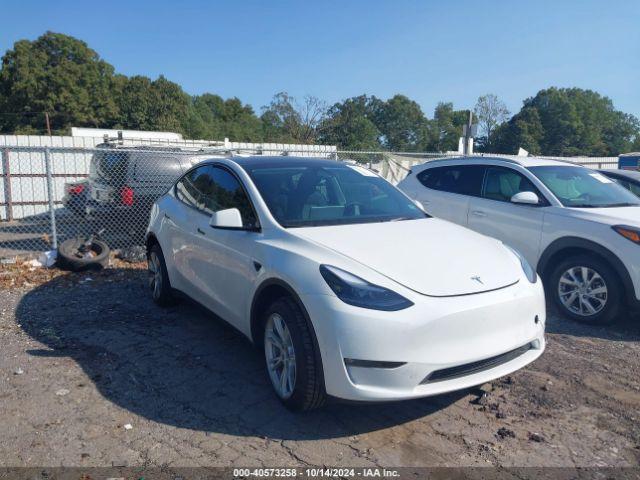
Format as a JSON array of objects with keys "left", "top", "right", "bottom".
[
  {"left": 528, "top": 166, "right": 640, "bottom": 208},
  {"left": 245, "top": 163, "right": 428, "bottom": 227}
]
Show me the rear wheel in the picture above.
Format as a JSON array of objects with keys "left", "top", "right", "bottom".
[
  {"left": 548, "top": 254, "right": 621, "bottom": 325},
  {"left": 147, "top": 243, "right": 175, "bottom": 307},
  {"left": 263, "top": 297, "right": 326, "bottom": 411}
]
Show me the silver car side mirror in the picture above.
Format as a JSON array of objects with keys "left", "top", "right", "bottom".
[
  {"left": 210, "top": 208, "right": 244, "bottom": 229},
  {"left": 511, "top": 191, "right": 540, "bottom": 205}
]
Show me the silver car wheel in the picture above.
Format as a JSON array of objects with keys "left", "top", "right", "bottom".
[
  {"left": 558, "top": 266, "right": 608, "bottom": 316},
  {"left": 264, "top": 312, "right": 296, "bottom": 400},
  {"left": 148, "top": 251, "right": 162, "bottom": 300}
]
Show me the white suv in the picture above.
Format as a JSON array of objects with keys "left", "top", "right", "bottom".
[
  {"left": 145, "top": 156, "right": 545, "bottom": 410},
  {"left": 398, "top": 156, "right": 640, "bottom": 325}
]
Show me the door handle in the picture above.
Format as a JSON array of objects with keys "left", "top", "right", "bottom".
[
  {"left": 196, "top": 227, "right": 206, "bottom": 235},
  {"left": 471, "top": 210, "right": 487, "bottom": 217}
]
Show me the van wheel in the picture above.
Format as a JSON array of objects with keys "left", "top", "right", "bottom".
[
  {"left": 263, "top": 297, "right": 326, "bottom": 411},
  {"left": 548, "top": 255, "right": 621, "bottom": 325},
  {"left": 147, "top": 244, "right": 175, "bottom": 307}
]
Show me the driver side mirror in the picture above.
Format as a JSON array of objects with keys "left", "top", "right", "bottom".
[
  {"left": 209, "top": 208, "right": 244, "bottom": 229},
  {"left": 511, "top": 191, "right": 540, "bottom": 205}
]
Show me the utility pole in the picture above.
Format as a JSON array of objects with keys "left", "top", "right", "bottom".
[
  {"left": 44, "top": 112, "right": 52, "bottom": 136},
  {"left": 462, "top": 110, "right": 475, "bottom": 155}
]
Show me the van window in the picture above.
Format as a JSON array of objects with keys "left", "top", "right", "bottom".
[
  {"left": 90, "top": 150, "right": 129, "bottom": 186},
  {"left": 133, "top": 153, "right": 183, "bottom": 184}
]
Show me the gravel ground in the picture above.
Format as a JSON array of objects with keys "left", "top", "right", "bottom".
[{"left": 0, "top": 262, "right": 639, "bottom": 468}]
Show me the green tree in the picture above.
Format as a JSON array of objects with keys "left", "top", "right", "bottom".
[
  {"left": 319, "top": 95, "right": 381, "bottom": 150},
  {"left": 490, "top": 106, "right": 544, "bottom": 154},
  {"left": 188, "top": 94, "right": 263, "bottom": 141},
  {"left": 491, "top": 88, "right": 640, "bottom": 156},
  {"left": 474, "top": 94, "right": 509, "bottom": 150},
  {"left": 0, "top": 31, "right": 119, "bottom": 134},
  {"left": 217, "top": 97, "right": 264, "bottom": 141},
  {"left": 372, "top": 95, "right": 430, "bottom": 151},
  {"left": 147, "top": 75, "right": 192, "bottom": 133},
  {"left": 429, "top": 102, "right": 468, "bottom": 152},
  {"left": 115, "top": 75, "right": 154, "bottom": 130},
  {"left": 261, "top": 92, "right": 327, "bottom": 144},
  {"left": 115, "top": 74, "right": 194, "bottom": 134}
]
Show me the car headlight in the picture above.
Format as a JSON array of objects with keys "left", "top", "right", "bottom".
[
  {"left": 503, "top": 244, "right": 537, "bottom": 283},
  {"left": 319, "top": 265, "right": 413, "bottom": 311},
  {"left": 613, "top": 225, "right": 640, "bottom": 245}
]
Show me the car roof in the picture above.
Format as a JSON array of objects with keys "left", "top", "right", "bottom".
[
  {"left": 415, "top": 155, "right": 583, "bottom": 170},
  {"left": 218, "top": 155, "right": 343, "bottom": 170},
  {"left": 599, "top": 169, "right": 640, "bottom": 181}
]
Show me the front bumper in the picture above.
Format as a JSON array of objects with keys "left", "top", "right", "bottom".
[{"left": 301, "top": 280, "right": 546, "bottom": 402}]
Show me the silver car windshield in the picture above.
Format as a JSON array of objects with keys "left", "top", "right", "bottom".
[{"left": 528, "top": 166, "right": 640, "bottom": 208}]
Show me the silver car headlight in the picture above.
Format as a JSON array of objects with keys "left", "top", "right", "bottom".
[
  {"left": 503, "top": 244, "right": 537, "bottom": 284},
  {"left": 319, "top": 265, "right": 413, "bottom": 311}
]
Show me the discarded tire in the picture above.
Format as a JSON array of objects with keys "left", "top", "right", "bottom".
[{"left": 57, "top": 237, "right": 110, "bottom": 271}]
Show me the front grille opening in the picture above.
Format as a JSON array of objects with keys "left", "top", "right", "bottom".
[{"left": 421, "top": 342, "right": 534, "bottom": 384}]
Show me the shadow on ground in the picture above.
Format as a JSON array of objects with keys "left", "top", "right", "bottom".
[
  {"left": 545, "top": 303, "right": 640, "bottom": 341},
  {"left": 16, "top": 270, "right": 464, "bottom": 440}
]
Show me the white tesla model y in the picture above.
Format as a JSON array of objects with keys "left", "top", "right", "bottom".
[{"left": 145, "top": 156, "right": 546, "bottom": 411}]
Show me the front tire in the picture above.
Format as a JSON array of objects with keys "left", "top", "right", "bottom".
[
  {"left": 147, "top": 243, "right": 175, "bottom": 307},
  {"left": 263, "top": 297, "right": 326, "bottom": 411},
  {"left": 548, "top": 254, "right": 621, "bottom": 325}
]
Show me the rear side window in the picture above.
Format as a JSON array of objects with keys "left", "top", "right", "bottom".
[
  {"left": 175, "top": 166, "right": 203, "bottom": 209},
  {"left": 417, "top": 165, "right": 485, "bottom": 196},
  {"left": 483, "top": 167, "right": 544, "bottom": 203}
]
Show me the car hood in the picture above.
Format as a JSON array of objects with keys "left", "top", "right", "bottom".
[
  {"left": 558, "top": 206, "right": 640, "bottom": 227},
  {"left": 291, "top": 218, "right": 520, "bottom": 297}
]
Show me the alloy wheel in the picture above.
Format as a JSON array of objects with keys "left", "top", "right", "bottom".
[
  {"left": 558, "top": 266, "right": 608, "bottom": 316},
  {"left": 148, "top": 251, "right": 162, "bottom": 300},
  {"left": 264, "top": 312, "right": 297, "bottom": 399}
]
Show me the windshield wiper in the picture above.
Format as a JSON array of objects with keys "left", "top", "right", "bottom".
[
  {"left": 600, "top": 203, "right": 640, "bottom": 208},
  {"left": 569, "top": 202, "right": 640, "bottom": 208}
]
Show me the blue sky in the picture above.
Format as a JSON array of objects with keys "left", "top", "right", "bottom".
[{"left": 3, "top": 0, "right": 639, "bottom": 118}]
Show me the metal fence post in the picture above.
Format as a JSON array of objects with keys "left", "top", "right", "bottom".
[
  {"left": 1, "top": 148, "right": 12, "bottom": 221},
  {"left": 44, "top": 147, "right": 58, "bottom": 250}
]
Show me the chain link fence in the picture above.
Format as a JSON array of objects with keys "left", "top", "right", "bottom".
[
  {"left": 0, "top": 144, "right": 340, "bottom": 259},
  {"left": 0, "top": 143, "right": 621, "bottom": 261}
]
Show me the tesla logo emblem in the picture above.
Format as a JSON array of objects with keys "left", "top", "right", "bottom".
[{"left": 471, "top": 276, "right": 484, "bottom": 284}]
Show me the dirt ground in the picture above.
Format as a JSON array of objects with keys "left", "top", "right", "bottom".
[{"left": 1, "top": 260, "right": 639, "bottom": 468}]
